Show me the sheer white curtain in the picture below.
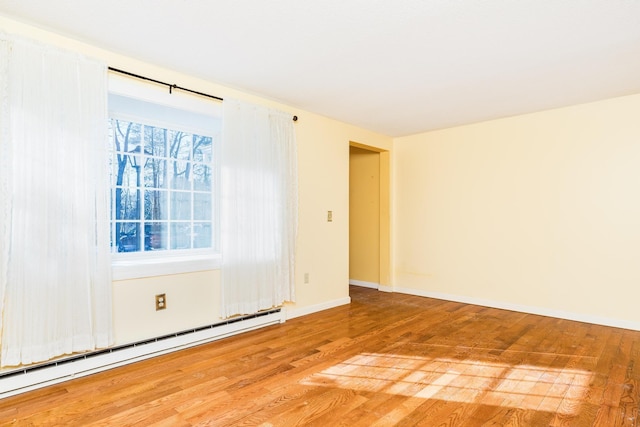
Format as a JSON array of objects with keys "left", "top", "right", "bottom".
[
  {"left": 0, "top": 35, "right": 113, "bottom": 367},
  {"left": 221, "top": 99, "right": 298, "bottom": 318}
]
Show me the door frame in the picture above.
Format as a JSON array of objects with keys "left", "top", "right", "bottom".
[{"left": 349, "top": 141, "right": 391, "bottom": 290}]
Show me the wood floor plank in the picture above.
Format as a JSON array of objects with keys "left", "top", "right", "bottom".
[{"left": 2, "top": 285, "right": 640, "bottom": 426}]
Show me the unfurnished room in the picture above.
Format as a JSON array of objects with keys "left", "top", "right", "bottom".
[{"left": 0, "top": 1, "right": 640, "bottom": 425}]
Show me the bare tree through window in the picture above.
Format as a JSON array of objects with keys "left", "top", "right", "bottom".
[{"left": 110, "top": 117, "right": 213, "bottom": 253}]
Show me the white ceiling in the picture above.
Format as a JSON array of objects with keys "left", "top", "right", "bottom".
[{"left": 1, "top": 0, "right": 639, "bottom": 137}]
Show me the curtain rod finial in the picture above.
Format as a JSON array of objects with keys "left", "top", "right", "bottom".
[{"left": 293, "top": 115, "right": 298, "bottom": 122}]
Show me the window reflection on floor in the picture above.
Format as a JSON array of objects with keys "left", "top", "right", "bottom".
[{"left": 301, "top": 352, "right": 593, "bottom": 416}]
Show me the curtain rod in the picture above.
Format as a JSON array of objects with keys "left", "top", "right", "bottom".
[{"left": 108, "top": 67, "right": 298, "bottom": 122}]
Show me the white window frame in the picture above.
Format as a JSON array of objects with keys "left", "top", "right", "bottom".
[{"left": 108, "top": 74, "right": 222, "bottom": 280}]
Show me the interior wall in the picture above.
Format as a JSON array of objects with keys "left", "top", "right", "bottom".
[
  {"left": 349, "top": 146, "right": 380, "bottom": 285},
  {"left": 0, "top": 16, "right": 393, "bottom": 346},
  {"left": 393, "top": 93, "right": 640, "bottom": 328},
  {"left": 112, "top": 271, "right": 219, "bottom": 344}
]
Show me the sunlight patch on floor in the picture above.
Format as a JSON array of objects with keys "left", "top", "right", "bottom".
[{"left": 300, "top": 352, "right": 592, "bottom": 416}]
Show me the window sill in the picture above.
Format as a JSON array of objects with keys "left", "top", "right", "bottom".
[{"left": 112, "top": 253, "right": 221, "bottom": 281}]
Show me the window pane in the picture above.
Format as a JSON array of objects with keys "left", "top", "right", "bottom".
[
  {"left": 171, "top": 191, "right": 192, "bottom": 220},
  {"left": 193, "top": 223, "right": 212, "bottom": 249},
  {"left": 145, "top": 222, "right": 167, "bottom": 251},
  {"left": 170, "top": 161, "right": 192, "bottom": 190},
  {"left": 193, "top": 163, "right": 211, "bottom": 191},
  {"left": 145, "top": 126, "right": 166, "bottom": 157},
  {"left": 145, "top": 189, "right": 167, "bottom": 220},
  {"left": 171, "top": 223, "right": 191, "bottom": 249},
  {"left": 112, "top": 154, "right": 141, "bottom": 188},
  {"left": 113, "top": 120, "right": 141, "bottom": 153},
  {"left": 193, "top": 135, "right": 212, "bottom": 162},
  {"left": 144, "top": 158, "right": 167, "bottom": 189},
  {"left": 115, "top": 222, "right": 141, "bottom": 252},
  {"left": 169, "top": 130, "right": 191, "bottom": 160},
  {"left": 194, "top": 192, "right": 212, "bottom": 220},
  {"left": 114, "top": 187, "right": 140, "bottom": 220}
]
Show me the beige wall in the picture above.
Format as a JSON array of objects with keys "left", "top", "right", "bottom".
[
  {"left": 0, "top": 16, "right": 393, "bottom": 345},
  {"left": 394, "top": 93, "right": 640, "bottom": 327},
  {"left": 349, "top": 146, "right": 380, "bottom": 284}
]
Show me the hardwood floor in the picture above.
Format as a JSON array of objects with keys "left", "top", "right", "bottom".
[{"left": 1, "top": 286, "right": 639, "bottom": 426}]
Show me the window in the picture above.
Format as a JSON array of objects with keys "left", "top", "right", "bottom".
[{"left": 108, "top": 75, "right": 221, "bottom": 268}]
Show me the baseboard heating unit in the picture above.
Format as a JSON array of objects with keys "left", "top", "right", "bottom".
[{"left": 0, "top": 308, "right": 284, "bottom": 399}]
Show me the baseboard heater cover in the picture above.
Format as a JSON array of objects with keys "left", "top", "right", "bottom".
[{"left": 0, "top": 308, "right": 283, "bottom": 399}]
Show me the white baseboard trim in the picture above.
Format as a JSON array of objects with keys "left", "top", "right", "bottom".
[
  {"left": 394, "top": 286, "right": 640, "bottom": 332},
  {"left": 285, "top": 296, "right": 351, "bottom": 320},
  {"left": 0, "top": 310, "right": 284, "bottom": 399},
  {"left": 349, "top": 280, "right": 379, "bottom": 289}
]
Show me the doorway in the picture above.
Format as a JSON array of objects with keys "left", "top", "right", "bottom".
[{"left": 349, "top": 142, "right": 390, "bottom": 291}]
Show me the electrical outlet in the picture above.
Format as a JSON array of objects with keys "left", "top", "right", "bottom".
[
  {"left": 327, "top": 210, "right": 333, "bottom": 222},
  {"left": 155, "top": 293, "right": 166, "bottom": 311},
  {"left": 304, "top": 273, "right": 309, "bottom": 284}
]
